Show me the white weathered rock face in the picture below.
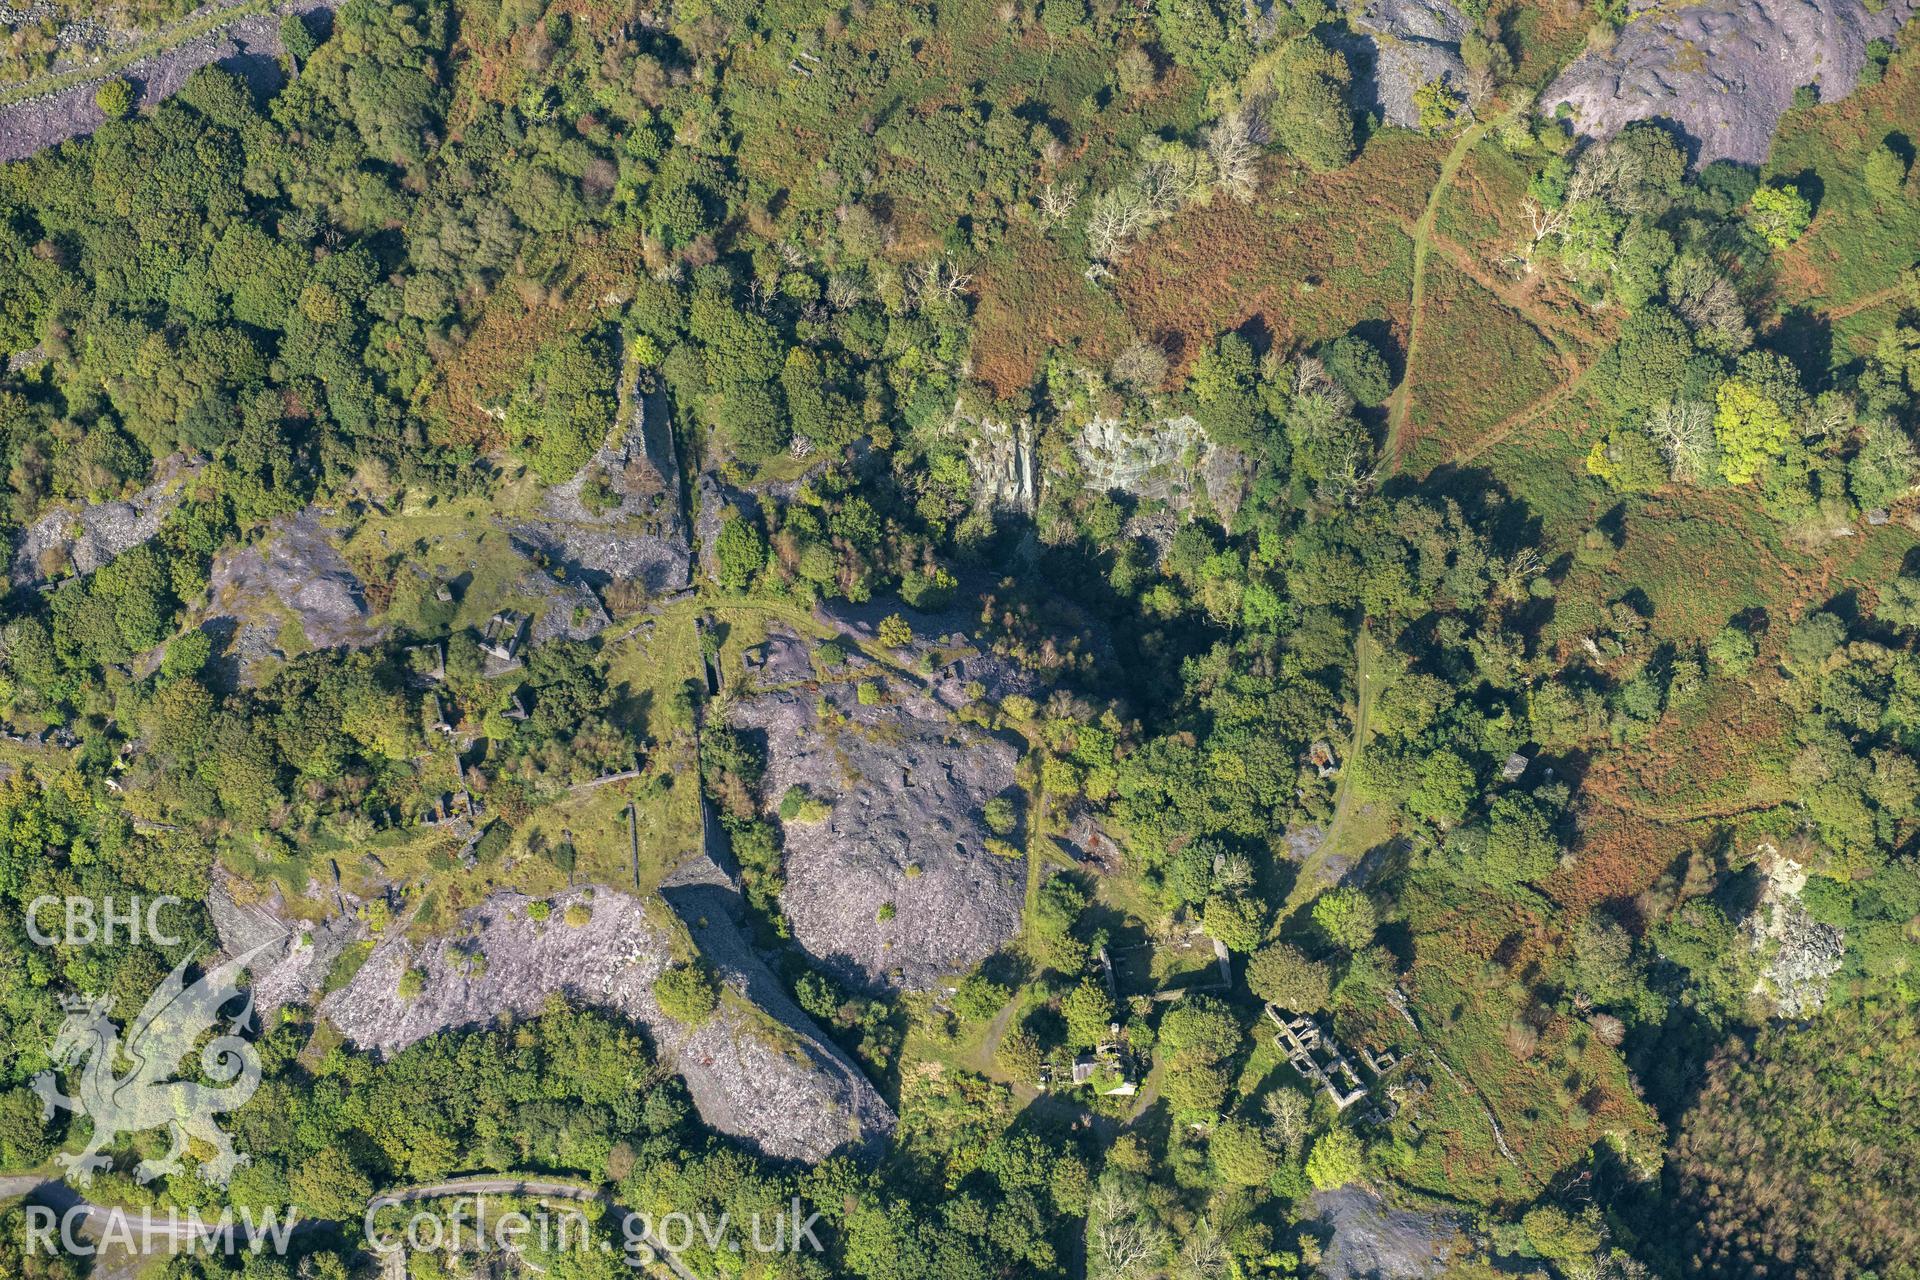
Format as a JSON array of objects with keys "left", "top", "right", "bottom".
[
  {"left": 1070, "top": 414, "right": 1251, "bottom": 521},
  {"left": 962, "top": 414, "right": 1038, "bottom": 514},
  {"left": 1543, "top": 0, "right": 1919, "bottom": 166}
]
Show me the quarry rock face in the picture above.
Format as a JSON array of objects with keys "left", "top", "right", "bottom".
[
  {"left": 10, "top": 457, "right": 202, "bottom": 585},
  {"left": 219, "top": 883, "right": 893, "bottom": 1164},
  {"left": 518, "top": 382, "right": 691, "bottom": 594},
  {"left": 1346, "top": 0, "right": 1471, "bottom": 128},
  {"left": 731, "top": 665, "right": 1025, "bottom": 992},
  {"left": 1543, "top": 0, "right": 1918, "bottom": 166},
  {"left": 201, "top": 507, "right": 386, "bottom": 683}
]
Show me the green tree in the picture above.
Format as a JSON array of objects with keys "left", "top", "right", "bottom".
[
  {"left": 1246, "top": 942, "right": 1332, "bottom": 1011},
  {"left": 1747, "top": 182, "right": 1813, "bottom": 250},
  {"left": 1866, "top": 139, "right": 1910, "bottom": 200},
  {"left": 1159, "top": 993, "right": 1238, "bottom": 1054},
  {"left": 983, "top": 795, "right": 1018, "bottom": 836},
  {"left": 1849, "top": 418, "right": 1917, "bottom": 509},
  {"left": 506, "top": 329, "right": 618, "bottom": 483},
  {"left": 1152, "top": 0, "right": 1251, "bottom": 84},
  {"left": 1408, "top": 749, "right": 1476, "bottom": 824},
  {"left": 94, "top": 77, "right": 135, "bottom": 119},
  {"left": 1520, "top": 1206, "right": 1604, "bottom": 1263},
  {"left": 1209, "top": 1119, "right": 1277, "bottom": 1187},
  {"left": 1322, "top": 333, "right": 1393, "bottom": 407},
  {"left": 952, "top": 971, "right": 1011, "bottom": 1022},
  {"left": 1708, "top": 622, "right": 1759, "bottom": 674},
  {"left": 713, "top": 513, "right": 766, "bottom": 590},
  {"left": 1473, "top": 792, "right": 1561, "bottom": 888},
  {"left": 0, "top": 1087, "right": 53, "bottom": 1167},
  {"left": 1305, "top": 1129, "right": 1365, "bottom": 1189},
  {"left": 279, "top": 11, "right": 319, "bottom": 61},
  {"left": 655, "top": 962, "right": 722, "bottom": 1024},
  {"left": 1269, "top": 36, "right": 1356, "bottom": 172},
  {"left": 290, "top": 1144, "right": 374, "bottom": 1220},
  {"left": 994, "top": 1027, "right": 1043, "bottom": 1080},
  {"left": 1713, "top": 377, "right": 1795, "bottom": 483},
  {"left": 1311, "top": 887, "right": 1377, "bottom": 952},
  {"left": 1202, "top": 892, "right": 1266, "bottom": 952},
  {"left": 1413, "top": 78, "right": 1464, "bottom": 132},
  {"left": 1063, "top": 978, "right": 1117, "bottom": 1047}
]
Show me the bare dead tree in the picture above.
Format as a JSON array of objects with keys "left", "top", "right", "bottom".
[
  {"left": 1205, "top": 110, "right": 1260, "bottom": 204},
  {"left": 908, "top": 259, "right": 973, "bottom": 312},
  {"left": 825, "top": 271, "right": 864, "bottom": 310},
  {"left": 1510, "top": 196, "right": 1570, "bottom": 275},
  {"left": 1133, "top": 150, "right": 1208, "bottom": 216},
  {"left": 1038, "top": 179, "right": 1080, "bottom": 223},
  {"left": 1647, "top": 399, "right": 1715, "bottom": 483},
  {"left": 1086, "top": 187, "right": 1148, "bottom": 261},
  {"left": 1493, "top": 546, "right": 1545, "bottom": 603},
  {"left": 1087, "top": 1181, "right": 1167, "bottom": 1280}
]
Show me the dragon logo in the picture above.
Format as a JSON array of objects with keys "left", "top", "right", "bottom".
[{"left": 32, "top": 940, "right": 278, "bottom": 1187}]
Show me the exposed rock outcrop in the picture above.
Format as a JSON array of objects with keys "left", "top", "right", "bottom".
[
  {"left": 1543, "top": 0, "right": 1918, "bottom": 166},
  {"left": 1072, "top": 414, "right": 1250, "bottom": 521},
  {"left": 310, "top": 885, "right": 894, "bottom": 1164},
  {"left": 1311, "top": 1186, "right": 1464, "bottom": 1280},
  {"left": 1344, "top": 0, "right": 1470, "bottom": 129},
  {"left": 200, "top": 507, "right": 384, "bottom": 684},
  {"left": 11, "top": 456, "right": 202, "bottom": 585},
  {"left": 1745, "top": 852, "right": 1845, "bottom": 1017},
  {"left": 515, "top": 383, "right": 691, "bottom": 595},
  {"left": 952, "top": 408, "right": 1037, "bottom": 514},
  {"left": 730, "top": 658, "right": 1025, "bottom": 992},
  {"left": 208, "top": 873, "right": 359, "bottom": 1013},
  {"left": 659, "top": 855, "right": 897, "bottom": 1157}
]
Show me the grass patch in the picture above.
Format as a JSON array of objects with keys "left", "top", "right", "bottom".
[
  {"left": 321, "top": 940, "right": 374, "bottom": 998},
  {"left": 1766, "top": 41, "right": 1920, "bottom": 316},
  {"left": 1110, "top": 133, "right": 1438, "bottom": 376},
  {"left": 1395, "top": 884, "right": 1663, "bottom": 1207},
  {"left": 1406, "top": 259, "right": 1569, "bottom": 447}
]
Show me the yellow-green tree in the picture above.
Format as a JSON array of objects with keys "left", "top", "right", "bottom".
[
  {"left": 1747, "top": 182, "right": 1813, "bottom": 250},
  {"left": 1712, "top": 378, "right": 1793, "bottom": 483},
  {"left": 93, "top": 77, "right": 134, "bottom": 119}
]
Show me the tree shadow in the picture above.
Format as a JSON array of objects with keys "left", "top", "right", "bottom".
[{"left": 1768, "top": 304, "right": 1833, "bottom": 386}]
